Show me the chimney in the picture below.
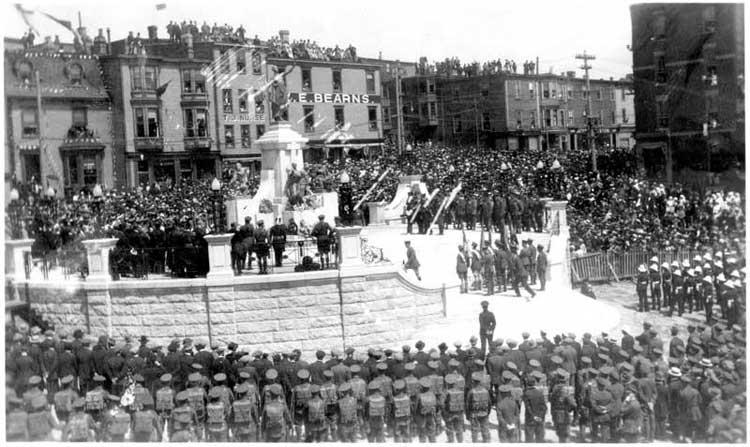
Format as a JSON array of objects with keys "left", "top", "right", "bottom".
[
  {"left": 94, "top": 28, "right": 107, "bottom": 55},
  {"left": 609, "top": 77, "right": 614, "bottom": 81},
  {"left": 183, "top": 32, "right": 194, "bottom": 59},
  {"left": 279, "top": 30, "right": 290, "bottom": 44},
  {"left": 147, "top": 25, "right": 158, "bottom": 41},
  {"left": 567, "top": 71, "right": 575, "bottom": 78}
]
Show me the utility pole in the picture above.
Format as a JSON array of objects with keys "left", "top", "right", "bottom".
[
  {"left": 576, "top": 50, "right": 597, "bottom": 171},
  {"left": 394, "top": 62, "right": 404, "bottom": 155},
  {"left": 474, "top": 98, "right": 480, "bottom": 147}
]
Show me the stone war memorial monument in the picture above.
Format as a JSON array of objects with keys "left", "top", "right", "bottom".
[{"left": 7, "top": 65, "right": 446, "bottom": 353}]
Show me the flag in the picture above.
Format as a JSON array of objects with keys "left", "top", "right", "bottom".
[
  {"left": 155, "top": 3, "right": 167, "bottom": 10},
  {"left": 39, "top": 11, "right": 81, "bottom": 44},
  {"left": 14, "top": 3, "right": 39, "bottom": 35},
  {"left": 155, "top": 80, "right": 170, "bottom": 96}
]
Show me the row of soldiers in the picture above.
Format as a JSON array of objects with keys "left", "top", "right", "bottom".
[
  {"left": 448, "top": 192, "right": 547, "bottom": 235},
  {"left": 6, "top": 317, "right": 745, "bottom": 442},
  {"left": 634, "top": 250, "right": 746, "bottom": 327}
]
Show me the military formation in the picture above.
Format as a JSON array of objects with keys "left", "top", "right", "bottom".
[
  {"left": 634, "top": 249, "right": 745, "bottom": 327},
  {"left": 6, "top": 305, "right": 746, "bottom": 443}
]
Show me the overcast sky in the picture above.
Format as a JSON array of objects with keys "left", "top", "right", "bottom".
[{"left": 3, "top": 0, "right": 635, "bottom": 80}]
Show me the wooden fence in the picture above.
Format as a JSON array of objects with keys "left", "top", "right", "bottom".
[{"left": 570, "top": 248, "right": 704, "bottom": 284}]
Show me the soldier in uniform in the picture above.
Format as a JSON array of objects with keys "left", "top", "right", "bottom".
[
  {"left": 442, "top": 374, "right": 464, "bottom": 443},
  {"left": 320, "top": 369, "right": 339, "bottom": 440},
  {"left": 103, "top": 394, "right": 131, "bottom": 442},
  {"left": 678, "top": 375, "right": 702, "bottom": 442},
  {"left": 590, "top": 376, "right": 613, "bottom": 442},
  {"left": 392, "top": 379, "right": 413, "bottom": 442},
  {"left": 481, "top": 243, "right": 496, "bottom": 296},
  {"left": 253, "top": 220, "right": 270, "bottom": 274},
  {"left": 496, "top": 384, "right": 519, "bottom": 442},
  {"left": 232, "top": 382, "right": 260, "bottom": 442},
  {"left": 155, "top": 374, "right": 175, "bottom": 430},
  {"left": 240, "top": 216, "right": 255, "bottom": 271},
  {"left": 27, "top": 394, "right": 58, "bottom": 441},
  {"left": 292, "top": 368, "right": 313, "bottom": 441},
  {"left": 454, "top": 194, "right": 466, "bottom": 229},
  {"left": 415, "top": 377, "right": 438, "bottom": 442},
  {"left": 311, "top": 215, "right": 333, "bottom": 269},
  {"left": 635, "top": 264, "right": 650, "bottom": 312},
  {"left": 620, "top": 389, "right": 642, "bottom": 443},
  {"left": 523, "top": 373, "right": 547, "bottom": 442},
  {"left": 132, "top": 398, "right": 161, "bottom": 442},
  {"left": 62, "top": 397, "right": 97, "bottom": 442},
  {"left": 261, "top": 383, "right": 291, "bottom": 442},
  {"left": 337, "top": 382, "right": 358, "bottom": 442},
  {"left": 550, "top": 369, "right": 576, "bottom": 442},
  {"left": 6, "top": 396, "right": 30, "bottom": 441},
  {"left": 661, "top": 263, "right": 673, "bottom": 313},
  {"left": 85, "top": 374, "right": 109, "bottom": 426},
  {"left": 702, "top": 275, "right": 715, "bottom": 323},
  {"left": 467, "top": 371, "right": 491, "bottom": 442},
  {"left": 649, "top": 263, "right": 661, "bottom": 310},
  {"left": 536, "top": 244, "right": 547, "bottom": 291},
  {"left": 466, "top": 194, "right": 478, "bottom": 231},
  {"left": 348, "top": 364, "right": 368, "bottom": 439},
  {"left": 306, "top": 384, "right": 328, "bottom": 442},
  {"left": 671, "top": 269, "right": 684, "bottom": 316},
  {"left": 365, "top": 380, "right": 386, "bottom": 442},
  {"left": 170, "top": 391, "right": 199, "bottom": 442},
  {"left": 269, "top": 216, "right": 288, "bottom": 268},
  {"left": 54, "top": 374, "right": 78, "bottom": 423}
]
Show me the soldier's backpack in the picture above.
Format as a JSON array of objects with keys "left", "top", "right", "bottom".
[
  {"left": 405, "top": 376, "right": 419, "bottom": 397},
  {"left": 108, "top": 411, "right": 131, "bottom": 436},
  {"left": 28, "top": 410, "right": 51, "bottom": 437},
  {"left": 393, "top": 394, "right": 411, "bottom": 418},
  {"left": 156, "top": 388, "right": 174, "bottom": 412},
  {"left": 206, "top": 402, "right": 225, "bottom": 425},
  {"left": 321, "top": 383, "right": 337, "bottom": 405},
  {"left": 349, "top": 378, "right": 366, "bottom": 402},
  {"left": 294, "top": 384, "right": 312, "bottom": 409},
  {"left": 133, "top": 387, "right": 153, "bottom": 411},
  {"left": 172, "top": 407, "right": 192, "bottom": 431},
  {"left": 368, "top": 395, "right": 386, "bottom": 418},
  {"left": 469, "top": 387, "right": 490, "bottom": 413},
  {"left": 67, "top": 413, "right": 90, "bottom": 441},
  {"left": 430, "top": 375, "right": 445, "bottom": 395},
  {"left": 264, "top": 401, "right": 284, "bottom": 432},
  {"left": 85, "top": 389, "right": 104, "bottom": 411},
  {"left": 54, "top": 390, "right": 74, "bottom": 415},
  {"left": 307, "top": 398, "right": 326, "bottom": 423},
  {"left": 447, "top": 388, "right": 465, "bottom": 412},
  {"left": 133, "top": 410, "right": 154, "bottom": 434},
  {"left": 233, "top": 399, "right": 252, "bottom": 423},
  {"left": 338, "top": 397, "right": 357, "bottom": 424},
  {"left": 6, "top": 411, "right": 28, "bottom": 437},
  {"left": 187, "top": 387, "right": 205, "bottom": 415},
  {"left": 418, "top": 392, "right": 436, "bottom": 415}
]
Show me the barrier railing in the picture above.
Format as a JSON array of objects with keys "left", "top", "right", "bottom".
[
  {"left": 24, "top": 249, "right": 88, "bottom": 281},
  {"left": 570, "top": 248, "right": 704, "bottom": 284}
]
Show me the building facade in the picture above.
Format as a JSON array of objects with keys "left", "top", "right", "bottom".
[
  {"left": 5, "top": 45, "right": 114, "bottom": 197},
  {"left": 630, "top": 3, "right": 744, "bottom": 182},
  {"left": 388, "top": 70, "right": 633, "bottom": 152}
]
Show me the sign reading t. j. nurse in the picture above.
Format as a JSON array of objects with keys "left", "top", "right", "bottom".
[{"left": 288, "top": 92, "right": 380, "bottom": 104}]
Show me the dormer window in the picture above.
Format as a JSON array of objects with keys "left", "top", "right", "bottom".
[
  {"left": 17, "top": 60, "right": 33, "bottom": 84},
  {"left": 67, "top": 63, "right": 83, "bottom": 85}
]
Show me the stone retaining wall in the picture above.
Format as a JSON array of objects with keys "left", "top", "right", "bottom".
[{"left": 19, "top": 264, "right": 445, "bottom": 352}]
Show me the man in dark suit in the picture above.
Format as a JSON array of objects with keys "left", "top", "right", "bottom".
[
  {"left": 510, "top": 247, "right": 536, "bottom": 300},
  {"left": 403, "top": 241, "right": 421, "bottom": 281},
  {"left": 253, "top": 220, "right": 270, "bottom": 274},
  {"left": 536, "top": 244, "right": 548, "bottom": 291},
  {"left": 478, "top": 301, "right": 496, "bottom": 358},
  {"left": 456, "top": 245, "right": 469, "bottom": 294},
  {"left": 311, "top": 215, "right": 333, "bottom": 269}
]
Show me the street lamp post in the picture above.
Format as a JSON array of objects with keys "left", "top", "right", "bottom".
[
  {"left": 9, "top": 188, "right": 21, "bottom": 239},
  {"left": 210, "top": 178, "right": 223, "bottom": 232}
]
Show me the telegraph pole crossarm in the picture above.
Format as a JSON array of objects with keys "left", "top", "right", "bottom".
[{"left": 576, "top": 51, "right": 597, "bottom": 172}]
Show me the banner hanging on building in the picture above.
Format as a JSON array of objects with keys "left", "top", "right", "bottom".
[{"left": 289, "top": 92, "right": 380, "bottom": 104}]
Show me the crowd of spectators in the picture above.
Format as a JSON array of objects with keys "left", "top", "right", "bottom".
[
  {"left": 265, "top": 36, "right": 358, "bottom": 62},
  {"left": 164, "top": 21, "right": 252, "bottom": 45},
  {"left": 418, "top": 57, "right": 527, "bottom": 77}
]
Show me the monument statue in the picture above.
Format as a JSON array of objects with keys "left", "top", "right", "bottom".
[
  {"left": 269, "top": 65, "right": 294, "bottom": 122},
  {"left": 285, "top": 162, "right": 309, "bottom": 207}
]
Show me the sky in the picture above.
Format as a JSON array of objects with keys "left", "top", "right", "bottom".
[{"left": 3, "top": 0, "right": 634, "bottom": 80}]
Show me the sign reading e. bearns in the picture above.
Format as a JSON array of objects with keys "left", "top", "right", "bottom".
[{"left": 288, "top": 92, "right": 381, "bottom": 104}]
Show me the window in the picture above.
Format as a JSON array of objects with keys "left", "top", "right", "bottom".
[
  {"left": 482, "top": 112, "right": 490, "bottom": 131},
  {"left": 303, "top": 105, "right": 315, "bottom": 132},
  {"left": 419, "top": 81, "right": 427, "bottom": 94},
  {"left": 428, "top": 80, "right": 435, "bottom": 93},
  {"left": 68, "top": 64, "right": 83, "bottom": 85},
  {"left": 144, "top": 66, "right": 157, "bottom": 90},
  {"left": 543, "top": 82, "right": 550, "bottom": 98},
  {"left": 453, "top": 87, "right": 459, "bottom": 98},
  {"left": 131, "top": 67, "right": 143, "bottom": 90},
  {"left": 180, "top": 162, "right": 192, "bottom": 182},
  {"left": 568, "top": 87, "right": 574, "bottom": 99},
  {"left": 72, "top": 107, "right": 87, "bottom": 127},
  {"left": 256, "top": 124, "right": 265, "bottom": 138},
  {"left": 135, "top": 107, "right": 160, "bottom": 137},
  {"left": 184, "top": 108, "right": 208, "bottom": 137},
  {"left": 224, "top": 125, "right": 235, "bottom": 148},
  {"left": 544, "top": 109, "right": 552, "bottom": 127},
  {"left": 621, "top": 108, "right": 628, "bottom": 123},
  {"left": 22, "top": 109, "right": 38, "bottom": 138},
  {"left": 137, "top": 159, "right": 149, "bottom": 186},
  {"left": 551, "top": 83, "right": 557, "bottom": 99},
  {"left": 182, "top": 69, "right": 192, "bottom": 93},
  {"left": 251, "top": 51, "right": 262, "bottom": 74},
  {"left": 481, "top": 84, "right": 489, "bottom": 97},
  {"left": 705, "top": 66, "right": 718, "bottom": 86},
  {"left": 530, "top": 111, "right": 536, "bottom": 128},
  {"left": 302, "top": 68, "right": 312, "bottom": 91},
  {"left": 82, "top": 156, "right": 98, "bottom": 185},
  {"left": 568, "top": 110, "right": 574, "bottom": 122},
  {"left": 366, "top": 71, "right": 375, "bottom": 93},
  {"left": 17, "top": 60, "right": 33, "bottom": 83},
  {"left": 453, "top": 115, "right": 462, "bottom": 133},
  {"left": 653, "top": 13, "right": 666, "bottom": 38},
  {"left": 559, "top": 110, "right": 565, "bottom": 127},
  {"left": 241, "top": 125, "right": 251, "bottom": 148},
  {"left": 552, "top": 109, "right": 558, "bottom": 127},
  {"left": 222, "top": 89, "right": 233, "bottom": 113},
  {"left": 611, "top": 111, "right": 616, "bottom": 124},
  {"left": 656, "top": 101, "right": 668, "bottom": 128},
  {"left": 582, "top": 90, "right": 588, "bottom": 99},
  {"left": 383, "top": 107, "right": 390, "bottom": 123},
  {"left": 421, "top": 103, "right": 428, "bottom": 119},
  {"left": 430, "top": 102, "right": 437, "bottom": 117},
  {"left": 368, "top": 106, "right": 378, "bottom": 131},
  {"left": 220, "top": 50, "right": 230, "bottom": 74},
  {"left": 596, "top": 89, "right": 602, "bottom": 100},
  {"left": 334, "top": 106, "right": 345, "bottom": 128},
  {"left": 238, "top": 89, "right": 248, "bottom": 113},
  {"left": 529, "top": 82, "right": 535, "bottom": 98},
  {"left": 656, "top": 56, "right": 667, "bottom": 83},
  {"left": 236, "top": 50, "right": 246, "bottom": 73},
  {"left": 332, "top": 70, "right": 342, "bottom": 92},
  {"left": 515, "top": 110, "right": 523, "bottom": 128},
  {"left": 514, "top": 81, "right": 520, "bottom": 99},
  {"left": 598, "top": 110, "right": 603, "bottom": 125}
]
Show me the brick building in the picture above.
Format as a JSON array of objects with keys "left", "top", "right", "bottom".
[
  {"left": 388, "top": 70, "right": 633, "bottom": 152},
  {"left": 630, "top": 3, "right": 744, "bottom": 183},
  {"left": 5, "top": 41, "right": 114, "bottom": 197}
]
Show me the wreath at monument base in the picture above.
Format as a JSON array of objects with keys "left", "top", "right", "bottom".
[
  {"left": 259, "top": 199, "right": 274, "bottom": 214},
  {"left": 287, "top": 193, "right": 322, "bottom": 211}
]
